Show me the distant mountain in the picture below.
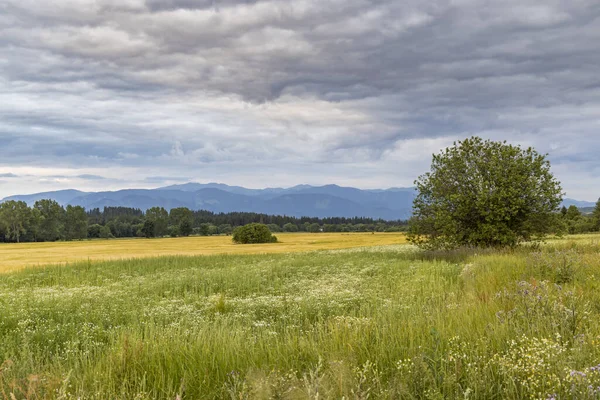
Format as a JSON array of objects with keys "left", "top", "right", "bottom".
[
  {"left": 68, "top": 189, "right": 195, "bottom": 211},
  {"left": 562, "top": 198, "right": 597, "bottom": 208},
  {"left": 2, "top": 184, "right": 595, "bottom": 220},
  {"left": 1, "top": 184, "right": 415, "bottom": 220},
  {"left": 2, "top": 189, "right": 87, "bottom": 206}
]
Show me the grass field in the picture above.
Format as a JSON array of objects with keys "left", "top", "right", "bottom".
[
  {"left": 1, "top": 235, "right": 600, "bottom": 399},
  {"left": 0, "top": 233, "right": 407, "bottom": 273}
]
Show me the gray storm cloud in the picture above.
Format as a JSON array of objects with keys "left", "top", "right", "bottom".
[{"left": 0, "top": 0, "right": 599, "bottom": 199}]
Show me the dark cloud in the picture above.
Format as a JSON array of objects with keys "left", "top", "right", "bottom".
[
  {"left": 0, "top": 173, "right": 18, "bottom": 178},
  {"left": 0, "top": 0, "right": 599, "bottom": 199}
]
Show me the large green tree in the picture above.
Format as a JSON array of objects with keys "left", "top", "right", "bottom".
[
  {"left": 564, "top": 205, "right": 582, "bottom": 220},
  {"left": 0, "top": 200, "right": 31, "bottom": 243},
  {"left": 65, "top": 205, "right": 88, "bottom": 240},
  {"left": 34, "top": 199, "right": 65, "bottom": 242},
  {"left": 408, "top": 137, "right": 563, "bottom": 249},
  {"left": 145, "top": 207, "right": 169, "bottom": 237},
  {"left": 169, "top": 207, "right": 194, "bottom": 237}
]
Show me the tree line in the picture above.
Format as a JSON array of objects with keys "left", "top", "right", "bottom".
[
  {"left": 560, "top": 203, "right": 600, "bottom": 234},
  {"left": 0, "top": 200, "right": 409, "bottom": 243}
]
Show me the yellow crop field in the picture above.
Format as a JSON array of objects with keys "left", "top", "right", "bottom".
[{"left": 0, "top": 232, "right": 407, "bottom": 272}]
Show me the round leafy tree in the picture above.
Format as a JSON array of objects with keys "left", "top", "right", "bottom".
[
  {"left": 232, "top": 223, "right": 278, "bottom": 244},
  {"left": 407, "top": 137, "right": 563, "bottom": 249}
]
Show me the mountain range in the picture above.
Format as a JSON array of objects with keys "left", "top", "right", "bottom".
[
  {"left": 0, "top": 184, "right": 418, "bottom": 220},
  {"left": 1, "top": 183, "right": 595, "bottom": 221}
]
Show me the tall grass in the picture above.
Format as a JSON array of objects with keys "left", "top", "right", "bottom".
[{"left": 1, "top": 239, "right": 600, "bottom": 399}]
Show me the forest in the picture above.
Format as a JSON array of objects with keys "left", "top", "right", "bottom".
[{"left": 0, "top": 200, "right": 409, "bottom": 243}]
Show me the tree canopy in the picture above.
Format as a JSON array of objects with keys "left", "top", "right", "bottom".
[
  {"left": 407, "top": 137, "right": 563, "bottom": 249},
  {"left": 232, "top": 223, "right": 278, "bottom": 244},
  {"left": 0, "top": 200, "right": 31, "bottom": 243},
  {"left": 593, "top": 199, "right": 600, "bottom": 231}
]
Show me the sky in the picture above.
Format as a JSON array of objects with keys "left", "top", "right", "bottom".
[{"left": 1, "top": 0, "right": 599, "bottom": 200}]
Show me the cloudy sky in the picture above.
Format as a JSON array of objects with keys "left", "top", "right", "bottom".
[{"left": 1, "top": 0, "right": 599, "bottom": 200}]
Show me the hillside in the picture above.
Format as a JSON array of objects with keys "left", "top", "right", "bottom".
[
  {"left": 1, "top": 184, "right": 416, "bottom": 220},
  {"left": 2, "top": 183, "right": 595, "bottom": 221}
]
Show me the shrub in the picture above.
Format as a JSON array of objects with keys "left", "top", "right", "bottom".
[
  {"left": 408, "top": 136, "right": 563, "bottom": 249},
  {"left": 232, "top": 223, "right": 278, "bottom": 244}
]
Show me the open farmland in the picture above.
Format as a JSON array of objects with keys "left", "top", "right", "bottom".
[
  {"left": 1, "top": 235, "right": 600, "bottom": 398},
  {"left": 0, "top": 233, "right": 407, "bottom": 273}
]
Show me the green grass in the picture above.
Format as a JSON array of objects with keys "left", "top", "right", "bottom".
[{"left": 1, "top": 239, "right": 600, "bottom": 399}]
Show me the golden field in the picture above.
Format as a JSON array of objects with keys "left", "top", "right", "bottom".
[{"left": 0, "top": 232, "right": 407, "bottom": 272}]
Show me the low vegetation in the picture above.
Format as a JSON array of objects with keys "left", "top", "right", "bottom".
[
  {"left": 1, "top": 235, "right": 600, "bottom": 398},
  {"left": 0, "top": 232, "right": 407, "bottom": 273},
  {"left": 232, "top": 223, "right": 278, "bottom": 244}
]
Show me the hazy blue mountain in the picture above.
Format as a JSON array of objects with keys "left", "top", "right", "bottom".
[
  {"left": 162, "top": 183, "right": 300, "bottom": 197},
  {"left": 161, "top": 182, "right": 267, "bottom": 196},
  {"left": 562, "top": 198, "right": 596, "bottom": 208},
  {"left": 261, "top": 193, "right": 378, "bottom": 218},
  {"left": 2, "top": 189, "right": 87, "bottom": 206},
  {"left": 69, "top": 189, "right": 195, "bottom": 210},
  {"left": 192, "top": 188, "right": 261, "bottom": 212},
  {"left": 2, "top": 183, "right": 594, "bottom": 220}
]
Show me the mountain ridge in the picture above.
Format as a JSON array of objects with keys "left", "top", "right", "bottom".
[
  {"left": 1, "top": 184, "right": 595, "bottom": 221},
  {"left": 1, "top": 184, "right": 416, "bottom": 220}
]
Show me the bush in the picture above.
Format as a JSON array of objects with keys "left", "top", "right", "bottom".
[
  {"left": 408, "top": 136, "right": 563, "bottom": 249},
  {"left": 232, "top": 223, "right": 278, "bottom": 244}
]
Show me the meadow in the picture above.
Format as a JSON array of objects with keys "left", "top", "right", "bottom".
[
  {"left": 0, "top": 235, "right": 600, "bottom": 399},
  {"left": 0, "top": 233, "right": 407, "bottom": 273}
]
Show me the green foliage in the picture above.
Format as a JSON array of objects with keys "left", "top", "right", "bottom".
[
  {"left": 142, "top": 219, "right": 156, "bottom": 238},
  {"left": 168, "top": 225, "right": 179, "bottom": 237},
  {"left": 87, "top": 224, "right": 102, "bottom": 238},
  {"left": 87, "top": 223, "right": 113, "bottom": 239},
  {"left": 267, "top": 223, "right": 281, "bottom": 233},
  {"left": 169, "top": 207, "right": 194, "bottom": 237},
  {"left": 308, "top": 223, "right": 321, "bottom": 233},
  {"left": 145, "top": 207, "right": 169, "bottom": 237},
  {"left": 408, "top": 136, "right": 563, "bottom": 249},
  {"left": 559, "top": 204, "right": 597, "bottom": 234},
  {"left": 99, "top": 225, "right": 113, "bottom": 239},
  {"left": 197, "top": 223, "right": 212, "bottom": 236},
  {"left": 218, "top": 224, "right": 233, "bottom": 235},
  {"left": 593, "top": 198, "right": 600, "bottom": 231},
  {"left": 0, "top": 200, "right": 31, "bottom": 243},
  {"left": 565, "top": 215, "right": 595, "bottom": 234},
  {"left": 178, "top": 219, "right": 193, "bottom": 237},
  {"left": 323, "top": 223, "right": 339, "bottom": 232},
  {"left": 565, "top": 205, "right": 582, "bottom": 220},
  {"left": 34, "top": 199, "right": 66, "bottom": 242},
  {"left": 64, "top": 205, "right": 88, "bottom": 240},
  {"left": 232, "top": 223, "right": 278, "bottom": 244},
  {"left": 283, "top": 222, "right": 298, "bottom": 232}
]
